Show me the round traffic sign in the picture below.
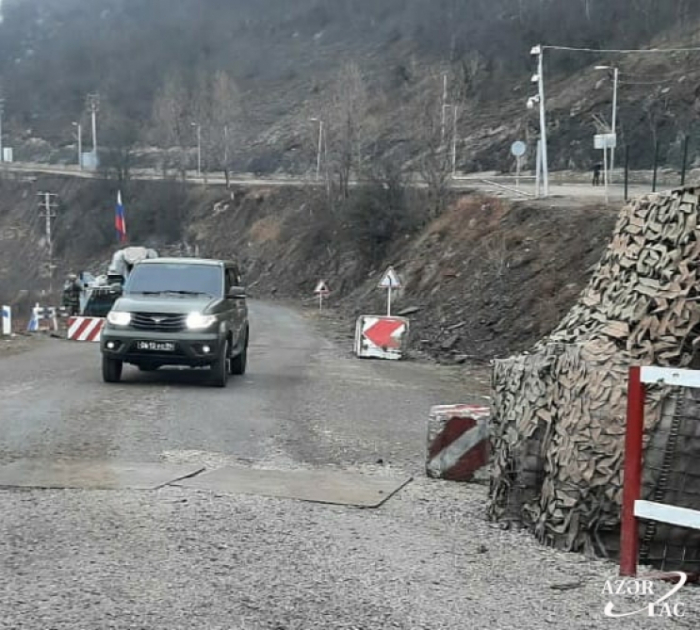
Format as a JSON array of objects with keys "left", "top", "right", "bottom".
[{"left": 511, "top": 141, "right": 527, "bottom": 157}]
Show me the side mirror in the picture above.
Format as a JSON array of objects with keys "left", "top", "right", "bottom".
[{"left": 227, "top": 286, "right": 246, "bottom": 299}]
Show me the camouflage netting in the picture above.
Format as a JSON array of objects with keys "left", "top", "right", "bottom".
[{"left": 489, "top": 188, "right": 700, "bottom": 571}]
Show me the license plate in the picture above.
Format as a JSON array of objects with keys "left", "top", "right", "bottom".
[{"left": 136, "top": 341, "right": 175, "bottom": 352}]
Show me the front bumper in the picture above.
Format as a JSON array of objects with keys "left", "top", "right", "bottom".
[{"left": 101, "top": 326, "right": 224, "bottom": 366}]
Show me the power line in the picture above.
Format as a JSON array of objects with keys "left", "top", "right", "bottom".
[
  {"left": 618, "top": 78, "right": 679, "bottom": 86},
  {"left": 544, "top": 45, "right": 700, "bottom": 54}
]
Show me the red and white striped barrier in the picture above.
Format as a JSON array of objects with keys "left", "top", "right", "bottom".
[
  {"left": 67, "top": 316, "right": 105, "bottom": 342},
  {"left": 426, "top": 404, "right": 491, "bottom": 481}
]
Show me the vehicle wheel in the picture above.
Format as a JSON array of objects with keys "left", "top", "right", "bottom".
[
  {"left": 230, "top": 330, "right": 248, "bottom": 375},
  {"left": 210, "top": 340, "right": 229, "bottom": 388},
  {"left": 102, "top": 356, "right": 123, "bottom": 383}
]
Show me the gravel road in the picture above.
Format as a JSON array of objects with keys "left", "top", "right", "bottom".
[{"left": 0, "top": 301, "right": 697, "bottom": 629}]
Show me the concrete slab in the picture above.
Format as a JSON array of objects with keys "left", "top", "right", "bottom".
[
  {"left": 174, "top": 466, "right": 412, "bottom": 507},
  {"left": 0, "top": 460, "right": 205, "bottom": 490}
]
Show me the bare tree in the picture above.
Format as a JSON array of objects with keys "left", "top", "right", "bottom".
[
  {"left": 99, "top": 102, "right": 139, "bottom": 183},
  {"left": 412, "top": 80, "right": 453, "bottom": 218},
  {"left": 322, "top": 62, "right": 371, "bottom": 200},
  {"left": 206, "top": 71, "right": 243, "bottom": 186},
  {"left": 151, "top": 71, "right": 191, "bottom": 179}
]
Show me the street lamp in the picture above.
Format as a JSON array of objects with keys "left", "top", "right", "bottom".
[
  {"left": 72, "top": 122, "right": 82, "bottom": 169},
  {"left": 530, "top": 44, "right": 549, "bottom": 197},
  {"left": 595, "top": 65, "right": 619, "bottom": 183},
  {"left": 0, "top": 98, "right": 5, "bottom": 162},
  {"left": 309, "top": 117, "right": 323, "bottom": 180},
  {"left": 191, "top": 122, "right": 202, "bottom": 177}
]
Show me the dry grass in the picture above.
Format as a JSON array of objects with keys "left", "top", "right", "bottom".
[{"left": 249, "top": 216, "right": 282, "bottom": 244}]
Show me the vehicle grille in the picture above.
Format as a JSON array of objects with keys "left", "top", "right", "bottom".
[{"left": 131, "top": 312, "right": 188, "bottom": 332}]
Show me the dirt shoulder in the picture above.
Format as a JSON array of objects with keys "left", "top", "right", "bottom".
[{"left": 0, "top": 334, "right": 49, "bottom": 359}]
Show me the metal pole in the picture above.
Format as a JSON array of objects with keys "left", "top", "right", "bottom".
[
  {"left": 197, "top": 124, "right": 202, "bottom": 176},
  {"left": 535, "top": 139, "right": 542, "bottom": 197},
  {"left": 224, "top": 125, "right": 229, "bottom": 169},
  {"left": 516, "top": 156, "right": 521, "bottom": 189},
  {"left": 88, "top": 95, "right": 98, "bottom": 158},
  {"left": 620, "top": 366, "right": 644, "bottom": 577},
  {"left": 451, "top": 105, "right": 458, "bottom": 176},
  {"left": 38, "top": 192, "right": 57, "bottom": 294},
  {"left": 441, "top": 72, "right": 448, "bottom": 144},
  {"left": 92, "top": 107, "right": 97, "bottom": 156},
  {"left": 316, "top": 121, "right": 323, "bottom": 180},
  {"left": 45, "top": 194, "right": 52, "bottom": 292},
  {"left": 387, "top": 286, "right": 392, "bottom": 317},
  {"left": 652, "top": 138, "right": 659, "bottom": 192},
  {"left": 537, "top": 49, "right": 549, "bottom": 197},
  {"left": 624, "top": 145, "right": 629, "bottom": 201},
  {"left": 681, "top": 135, "right": 689, "bottom": 187},
  {"left": 0, "top": 99, "right": 4, "bottom": 162},
  {"left": 610, "top": 67, "right": 618, "bottom": 184},
  {"left": 603, "top": 143, "right": 609, "bottom": 204},
  {"left": 74, "top": 123, "right": 83, "bottom": 169}
]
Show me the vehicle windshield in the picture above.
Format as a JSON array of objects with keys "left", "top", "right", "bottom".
[{"left": 125, "top": 263, "right": 223, "bottom": 298}]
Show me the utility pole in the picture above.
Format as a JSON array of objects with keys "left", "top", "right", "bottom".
[
  {"left": 0, "top": 98, "right": 5, "bottom": 163},
  {"left": 451, "top": 105, "right": 458, "bottom": 176},
  {"left": 86, "top": 93, "right": 99, "bottom": 161},
  {"left": 595, "top": 65, "right": 619, "bottom": 184},
  {"left": 611, "top": 67, "right": 619, "bottom": 184},
  {"left": 37, "top": 192, "right": 59, "bottom": 294},
  {"left": 72, "top": 122, "right": 82, "bottom": 169},
  {"left": 191, "top": 122, "right": 202, "bottom": 177},
  {"left": 309, "top": 118, "right": 323, "bottom": 180},
  {"left": 224, "top": 124, "right": 229, "bottom": 169},
  {"left": 531, "top": 45, "right": 549, "bottom": 197},
  {"left": 440, "top": 72, "right": 448, "bottom": 145}
]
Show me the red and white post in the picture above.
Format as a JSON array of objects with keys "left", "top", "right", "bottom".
[
  {"left": 620, "top": 366, "right": 700, "bottom": 577},
  {"left": 620, "top": 366, "right": 645, "bottom": 576}
]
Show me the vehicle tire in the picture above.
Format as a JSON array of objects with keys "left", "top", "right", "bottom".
[
  {"left": 230, "top": 329, "right": 248, "bottom": 376},
  {"left": 210, "top": 340, "right": 229, "bottom": 388},
  {"left": 102, "top": 356, "right": 123, "bottom": 383}
]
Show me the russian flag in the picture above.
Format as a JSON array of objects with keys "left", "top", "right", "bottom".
[{"left": 115, "top": 190, "right": 127, "bottom": 243}]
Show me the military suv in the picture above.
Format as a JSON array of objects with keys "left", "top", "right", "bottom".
[{"left": 100, "top": 258, "right": 249, "bottom": 387}]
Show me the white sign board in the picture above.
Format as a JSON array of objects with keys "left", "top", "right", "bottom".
[
  {"left": 82, "top": 151, "right": 99, "bottom": 171},
  {"left": 314, "top": 280, "right": 330, "bottom": 295},
  {"left": 511, "top": 141, "right": 526, "bottom": 157},
  {"left": 1, "top": 305, "right": 11, "bottom": 335},
  {"left": 378, "top": 266, "right": 401, "bottom": 289},
  {"left": 594, "top": 133, "right": 617, "bottom": 150},
  {"left": 354, "top": 315, "right": 409, "bottom": 361},
  {"left": 2, "top": 148, "right": 13, "bottom": 163}
]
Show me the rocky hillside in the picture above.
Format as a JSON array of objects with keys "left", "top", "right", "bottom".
[
  {"left": 0, "top": 1, "right": 699, "bottom": 176},
  {"left": 0, "top": 174, "right": 619, "bottom": 359}
]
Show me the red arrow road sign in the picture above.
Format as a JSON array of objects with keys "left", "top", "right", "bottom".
[{"left": 364, "top": 318, "right": 404, "bottom": 349}]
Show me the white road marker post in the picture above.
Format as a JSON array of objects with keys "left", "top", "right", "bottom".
[
  {"left": 378, "top": 266, "right": 402, "bottom": 317},
  {"left": 314, "top": 280, "right": 330, "bottom": 311}
]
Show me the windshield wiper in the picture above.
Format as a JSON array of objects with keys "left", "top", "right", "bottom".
[
  {"left": 162, "top": 290, "right": 214, "bottom": 297},
  {"left": 132, "top": 290, "right": 215, "bottom": 297}
]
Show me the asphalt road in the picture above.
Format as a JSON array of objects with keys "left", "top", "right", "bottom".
[
  {"left": 0, "top": 161, "right": 660, "bottom": 202},
  {"left": 0, "top": 301, "right": 697, "bottom": 629},
  {"left": 0, "top": 301, "right": 468, "bottom": 470}
]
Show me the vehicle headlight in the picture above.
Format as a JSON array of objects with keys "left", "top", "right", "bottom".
[
  {"left": 186, "top": 313, "right": 217, "bottom": 330},
  {"left": 107, "top": 311, "right": 132, "bottom": 326}
]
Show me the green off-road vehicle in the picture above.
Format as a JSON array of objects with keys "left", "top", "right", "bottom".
[{"left": 100, "top": 258, "right": 249, "bottom": 387}]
